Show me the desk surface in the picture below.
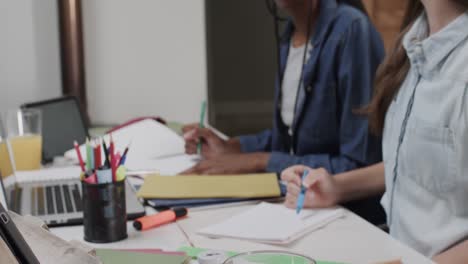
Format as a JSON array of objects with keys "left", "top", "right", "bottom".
[{"left": 50, "top": 203, "right": 432, "bottom": 264}]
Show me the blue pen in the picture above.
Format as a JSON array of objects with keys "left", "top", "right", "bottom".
[{"left": 296, "top": 170, "right": 309, "bottom": 214}]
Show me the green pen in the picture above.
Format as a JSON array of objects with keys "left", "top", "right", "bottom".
[{"left": 197, "top": 100, "right": 207, "bottom": 155}]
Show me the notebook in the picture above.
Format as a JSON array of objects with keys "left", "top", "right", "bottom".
[
  {"left": 137, "top": 173, "right": 281, "bottom": 199},
  {"left": 197, "top": 202, "right": 346, "bottom": 245},
  {"left": 95, "top": 249, "right": 190, "bottom": 264}
]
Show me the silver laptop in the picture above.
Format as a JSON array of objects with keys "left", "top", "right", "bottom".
[{"left": 0, "top": 140, "right": 145, "bottom": 227}]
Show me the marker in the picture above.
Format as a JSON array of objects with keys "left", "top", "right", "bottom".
[
  {"left": 74, "top": 141, "right": 86, "bottom": 172},
  {"left": 133, "top": 208, "right": 188, "bottom": 231},
  {"left": 296, "top": 170, "right": 309, "bottom": 214},
  {"left": 197, "top": 101, "right": 207, "bottom": 154}
]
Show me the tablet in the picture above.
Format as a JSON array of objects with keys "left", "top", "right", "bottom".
[{"left": 0, "top": 202, "right": 39, "bottom": 263}]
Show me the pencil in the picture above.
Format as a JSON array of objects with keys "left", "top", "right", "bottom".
[{"left": 74, "top": 141, "right": 86, "bottom": 172}]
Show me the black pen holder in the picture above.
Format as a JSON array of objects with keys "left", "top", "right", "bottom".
[{"left": 82, "top": 180, "right": 128, "bottom": 243}]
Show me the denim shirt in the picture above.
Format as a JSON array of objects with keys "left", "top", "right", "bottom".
[
  {"left": 238, "top": 0, "right": 384, "bottom": 174},
  {"left": 381, "top": 13, "right": 468, "bottom": 257}
]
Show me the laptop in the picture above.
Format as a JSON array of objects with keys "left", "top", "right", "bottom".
[
  {"left": 0, "top": 101, "right": 145, "bottom": 227},
  {"left": 21, "top": 96, "right": 89, "bottom": 163},
  {"left": 0, "top": 143, "right": 145, "bottom": 227}
]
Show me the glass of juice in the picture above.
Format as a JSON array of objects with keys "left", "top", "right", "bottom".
[{"left": 5, "top": 109, "right": 43, "bottom": 171}]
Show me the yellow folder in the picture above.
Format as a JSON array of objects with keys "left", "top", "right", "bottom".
[{"left": 137, "top": 173, "right": 281, "bottom": 199}]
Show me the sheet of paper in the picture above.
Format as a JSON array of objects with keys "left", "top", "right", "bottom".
[
  {"left": 125, "top": 154, "right": 199, "bottom": 175},
  {"left": 137, "top": 174, "right": 281, "bottom": 199},
  {"left": 64, "top": 119, "right": 185, "bottom": 166},
  {"left": 197, "top": 202, "right": 345, "bottom": 245}
]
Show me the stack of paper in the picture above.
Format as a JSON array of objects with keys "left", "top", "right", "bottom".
[
  {"left": 64, "top": 119, "right": 195, "bottom": 173},
  {"left": 137, "top": 173, "right": 282, "bottom": 199},
  {"left": 197, "top": 202, "right": 346, "bottom": 245}
]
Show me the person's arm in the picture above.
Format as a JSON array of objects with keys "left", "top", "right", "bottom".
[
  {"left": 267, "top": 17, "right": 385, "bottom": 175},
  {"left": 333, "top": 162, "right": 385, "bottom": 203},
  {"left": 433, "top": 240, "right": 468, "bottom": 264},
  {"left": 281, "top": 163, "right": 385, "bottom": 209},
  {"left": 237, "top": 130, "right": 273, "bottom": 153}
]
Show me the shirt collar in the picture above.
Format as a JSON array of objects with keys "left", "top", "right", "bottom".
[
  {"left": 282, "top": 0, "right": 339, "bottom": 46},
  {"left": 403, "top": 12, "right": 468, "bottom": 74}
]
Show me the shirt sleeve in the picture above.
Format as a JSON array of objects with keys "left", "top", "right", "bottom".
[
  {"left": 265, "top": 18, "right": 384, "bottom": 174},
  {"left": 238, "top": 129, "right": 273, "bottom": 153}
]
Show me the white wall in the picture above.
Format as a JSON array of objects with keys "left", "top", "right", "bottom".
[
  {"left": 0, "top": 0, "right": 62, "bottom": 113},
  {"left": 83, "top": 0, "right": 207, "bottom": 125}
]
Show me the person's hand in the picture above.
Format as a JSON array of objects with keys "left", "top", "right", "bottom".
[
  {"left": 182, "top": 124, "right": 240, "bottom": 160},
  {"left": 181, "top": 153, "right": 270, "bottom": 175},
  {"left": 281, "top": 165, "right": 341, "bottom": 209}
]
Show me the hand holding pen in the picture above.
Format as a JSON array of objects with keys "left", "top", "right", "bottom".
[{"left": 281, "top": 165, "right": 341, "bottom": 210}]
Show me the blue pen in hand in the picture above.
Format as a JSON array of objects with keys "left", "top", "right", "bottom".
[{"left": 296, "top": 170, "right": 309, "bottom": 214}]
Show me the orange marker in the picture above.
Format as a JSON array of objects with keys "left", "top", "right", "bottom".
[{"left": 133, "top": 208, "right": 188, "bottom": 231}]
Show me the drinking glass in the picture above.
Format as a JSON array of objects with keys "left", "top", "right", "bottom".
[
  {"left": 5, "top": 109, "right": 43, "bottom": 170},
  {"left": 223, "top": 251, "right": 316, "bottom": 264}
]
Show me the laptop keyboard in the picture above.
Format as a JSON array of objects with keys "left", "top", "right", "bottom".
[{"left": 29, "top": 184, "right": 82, "bottom": 216}]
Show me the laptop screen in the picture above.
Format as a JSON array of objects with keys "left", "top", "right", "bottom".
[{"left": 23, "top": 97, "right": 89, "bottom": 162}]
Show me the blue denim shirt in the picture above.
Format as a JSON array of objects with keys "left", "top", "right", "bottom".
[
  {"left": 382, "top": 13, "right": 468, "bottom": 257},
  {"left": 239, "top": 0, "right": 384, "bottom": 174}
]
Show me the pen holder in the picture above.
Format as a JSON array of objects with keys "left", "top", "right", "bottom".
[{"left": 82, "top": 180, "right": 127, "bottom": 243}]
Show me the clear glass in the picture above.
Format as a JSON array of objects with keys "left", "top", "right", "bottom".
[
  {"left": 5, "top": 109, "right": 43, "bottom": 170},
  {"left": 223, "top": 251, "right": 316, "bottom": 264}
]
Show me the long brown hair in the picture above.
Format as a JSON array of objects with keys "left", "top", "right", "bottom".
[
  {"left": 366, "top": 0, "right": 468, "bottom": 134},
  {"left": 364, "top": 1, "right": 424, "bottom": 135}
]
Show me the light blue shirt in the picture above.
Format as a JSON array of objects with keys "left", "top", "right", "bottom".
[{"left": 381, "top": 13, "right": 468, "bottom": 257}]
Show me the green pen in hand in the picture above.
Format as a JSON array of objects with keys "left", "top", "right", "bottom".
[{"left": 197, "top": 101, "right": 207, "bottom": 155}]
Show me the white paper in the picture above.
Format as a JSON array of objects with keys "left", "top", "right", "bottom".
[
  {"left": 125, "top": 154, "right": 199, "bottom": 175},
  {"left": 197, "top": 202, "right": 346, "bottom": 245},
  {"left": 64, "top": 119, "right": 185, "bottom": 165}
]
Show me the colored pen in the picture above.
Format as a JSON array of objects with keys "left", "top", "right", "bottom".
[
  {"left": 296, "top": 170, "right": 309, "bottom": 214},
  {"left": 110, "top": 134, "right": 116, "bottom": 182},
  {"left": 85, "top": 138, "right": 92, "bottom": 171},
  {"left": 119, "top": 144, "right": 130, "bottom": 165},
  {"left": 94, "top": 142, "right": 101, "bottom": 169},
  {"left": 133, "top": 208, "right": 188, "bottom": 231},
  {"left": 102, "top": 140, "right": 110, "bottom": 168},
  {"left": 74, "top": 141, "right": 86, "bottom": 172},
  {"left": 197, "top": 100, "right": 207, "bottom": 154}
]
